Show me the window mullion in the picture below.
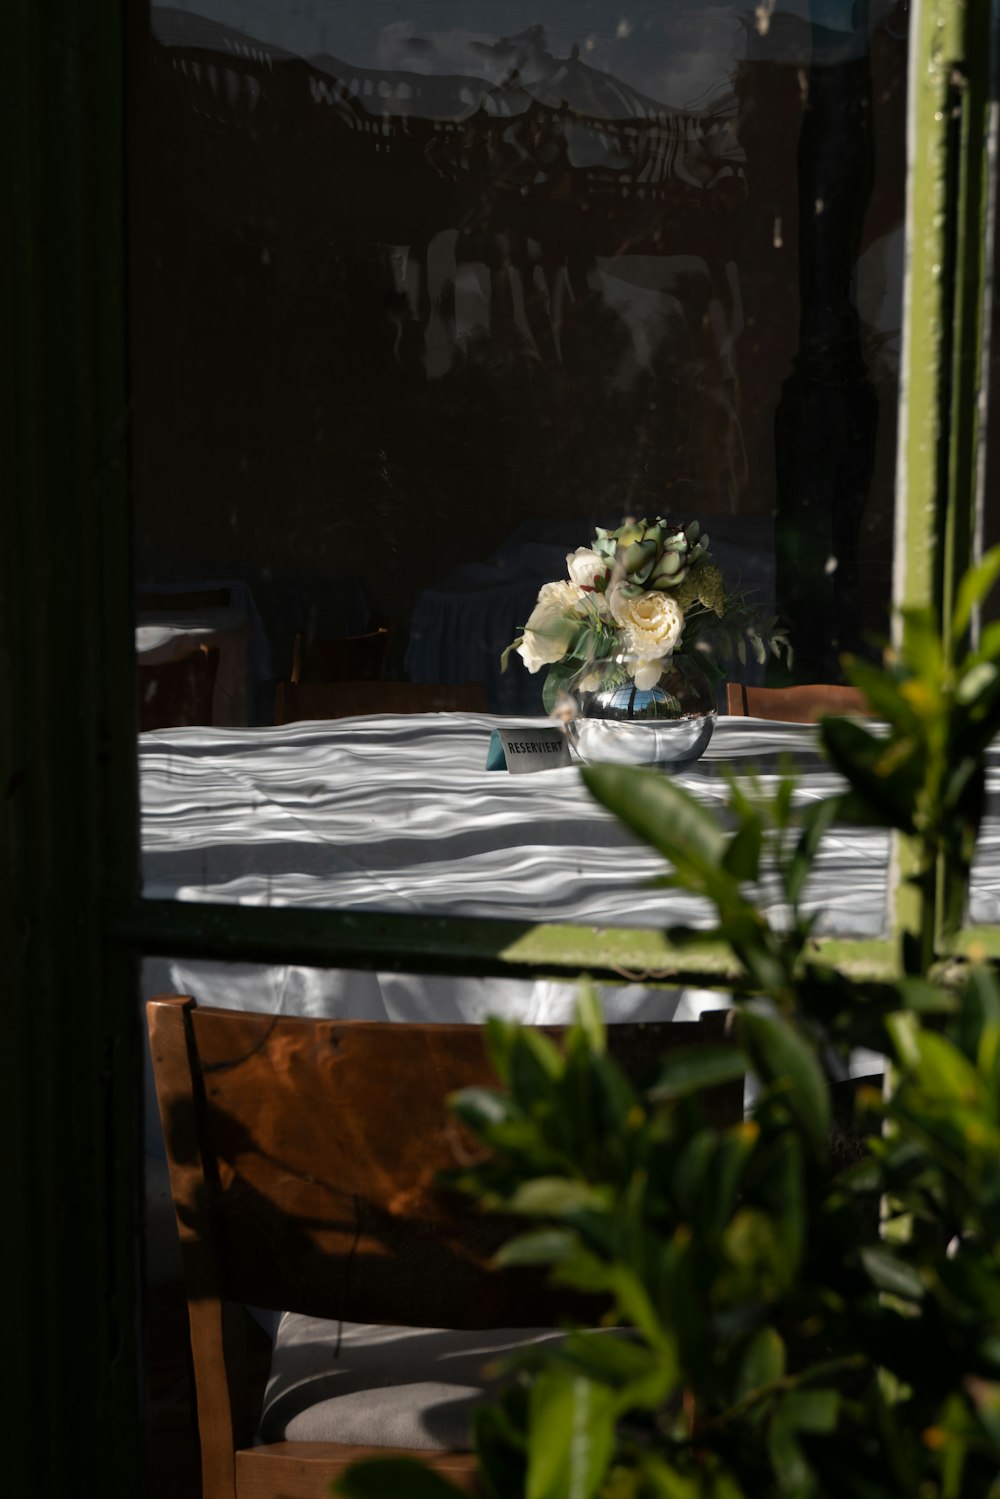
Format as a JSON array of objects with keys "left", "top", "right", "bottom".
[{"left": 890, "top": 0, "right": 997, "bottom": 961}]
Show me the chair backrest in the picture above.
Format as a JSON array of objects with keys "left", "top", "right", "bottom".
[
  {"left": 725, "top": 682, "right": 872, "bottom": 723},
  {"left": 148, "top": 998, "right": 740, "bottom": 1330},
  {"left": 291, "top": 627, "right": 391, "bottom": 685},
  {"left": 139, "top": 645, "right": 220, "bottom": 730},
  {"left": 147, "top": 998, "right": 740, "bottom": 1495},
  {"left": 274, "top": 679, "right": 488, "bottom": 724},
  {"left": 137, "top": 588, "right": 231, "bottom": 611}
]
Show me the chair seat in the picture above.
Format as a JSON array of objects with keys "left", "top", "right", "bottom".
[{"left": 259, "top": 1316, "right": 568, "bottom": 1450}]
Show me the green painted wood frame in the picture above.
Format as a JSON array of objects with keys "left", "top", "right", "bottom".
[{"left": 1, "top": 1, "right": 996, "bottom": 1492}]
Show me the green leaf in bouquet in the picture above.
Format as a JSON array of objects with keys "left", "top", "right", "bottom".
[
  {"left": 500, "top": 636, "right": 525, "bottom": 674},
  {"left": 332, "top": 1457, "right": 469, "bottom": 1499},
  {"left": 647, "top": 1046, "right": 747, "bottom": 1103},
  {"left": 526, "top": 1369, "right": 617, "bottom": 1499},
  {"left": 737, "top": 1010, "right": 830, "bottom": 1158},
  {"left": 542, "top": 659, "right": 579, "bottom": 715}
]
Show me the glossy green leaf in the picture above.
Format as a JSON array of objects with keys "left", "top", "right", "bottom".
[
  {"left": 647, "top": 1045, "right": 746, "bottom": 1102},
  {"left": 723, "top": 818, "right": 763, "bottom": 882},
  {"left": 581, "top": 765, "right": 726, "bottom": 880},
  {"left": 494, "top": 1229, "right": 578, "bottom": 1267},
  {"left": 781, "top": 1388, "right": 839, "bottom": 1434},
  {"left": 820, "top": 716, "right": 919, "bottom": 832},
  {"left": 506, "top": 1177, "right": 610, "bottom": 1218},
  {"left": 957, "top": 964, "right": 1000, "bottom": 1064},
  {"left": 736, "top": 1326, "right": 786, "bottom": 1402},
  {"left": 573, "top": 979, "right": 607, "bottom": 1056},
  {"left": 911, "top": 1031, "right": 983, "bottom": 1105},
  {"left": 952, "top": 545, "right": 1000, "bottom": 638},
  {"left": 766, "top": 1407, "right": 811, "bottom": 1497},
  {"left": 859, "top": 1245, "right": 925, "bottom": 1301},
  {"left": 738, "top": 1010, "right": 830, "bottom": 1156},
  {"left": 526, "top": 1371, "right": 617, "bottom": 1499},
  {"left": 786, "top": 797, "right": 841, "bottom": 907}
]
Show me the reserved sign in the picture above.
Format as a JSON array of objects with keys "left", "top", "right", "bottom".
[{"left": 486, "top": 726, "right": 572, "bottom": 774}]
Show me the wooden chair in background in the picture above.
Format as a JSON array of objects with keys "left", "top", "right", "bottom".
[
  {"left": 291, "top": 626, "right": 391, "bottom": 685},
  {"left": 139, "top": 644, "right": 221, "bottom": 731},
  {"left": 724, "top": 682, "right": 872, "bottom": 723},
  {"left": 274, "top": 679, "right": 488, "bottom": 724},
  {"left": 147, "top": 997, "right": 740, "bottom": 1499}
]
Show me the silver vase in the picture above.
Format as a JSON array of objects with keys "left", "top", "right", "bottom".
[{"left": 559, "top": 651, "right": 717, "bottom": 769}]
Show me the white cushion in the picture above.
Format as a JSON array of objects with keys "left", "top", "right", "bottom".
[{"left": 259, "top": 1316, "right": 569, "bottom": 1450}]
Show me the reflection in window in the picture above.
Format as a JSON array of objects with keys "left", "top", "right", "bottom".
[{"left": 131, "top": 2, "right": 908, "bottom": 720}]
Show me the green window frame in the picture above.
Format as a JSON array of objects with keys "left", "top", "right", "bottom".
[{"left": 3, "top": 1, "right": 996, "bottom": 1491}]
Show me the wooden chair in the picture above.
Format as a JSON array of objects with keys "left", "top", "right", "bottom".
[
  {"left": 137, "top": 588, "right": 231, "bottom": 611},
  {"left": 291, "top": 627, "right": 391, "bottom": 685},
  {"left": 147, "top": 997, "right": 741, "bottom": 1499},
  {"left": 724, "top": 682, "right": 872, "bottom": 723},
  {"left": 139, "top": 644, "right": 221, "bottom": 730},
  {"left": 275, "top": 679, "right": 488, "bottom": 724}
]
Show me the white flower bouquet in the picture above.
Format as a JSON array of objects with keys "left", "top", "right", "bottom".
[{"left": 503, "top": 517, "right": 790, "bottom": 713}]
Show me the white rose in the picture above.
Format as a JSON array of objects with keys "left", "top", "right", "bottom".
[
  {"left": 609, "top": 586, "right": 684, "bottom": 660},
  {"left": 565, "top": 547, "right": 606, "bottom": 591},
  {"left": 517, "top": 580, "right": 583, "bottom": 673}
]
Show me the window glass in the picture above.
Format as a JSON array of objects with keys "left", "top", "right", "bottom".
[{"left": 132, "top": 0, "right": 910, "bottom": 938}]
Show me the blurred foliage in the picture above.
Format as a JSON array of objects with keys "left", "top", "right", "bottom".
[{"left": 335, "top": 553, "right": 1000, "bottom": 1498}]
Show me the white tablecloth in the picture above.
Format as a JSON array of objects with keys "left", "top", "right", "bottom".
[{"left": 140, "top": 713, "right": 1000, "bottom": 1017}]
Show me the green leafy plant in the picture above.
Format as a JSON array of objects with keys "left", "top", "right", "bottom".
[{"left": 335, "top": 555, "right": 1000, "bottom": 1499}]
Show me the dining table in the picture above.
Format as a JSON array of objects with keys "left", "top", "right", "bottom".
[{"left": 140, "top": 707, "right": 1000, "bottom": 1051}]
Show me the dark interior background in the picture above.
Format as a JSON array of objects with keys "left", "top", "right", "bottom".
[{"left": 129, "top": 2, "right": 915, "bottom": 708}]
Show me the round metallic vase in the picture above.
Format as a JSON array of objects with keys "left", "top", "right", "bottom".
[{"left": 561, "top": 652, "right": 717, "bottom": 769}]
